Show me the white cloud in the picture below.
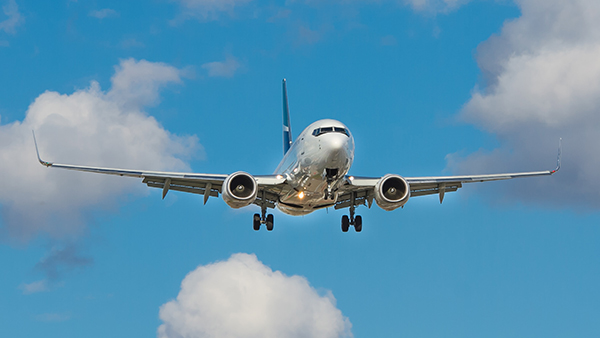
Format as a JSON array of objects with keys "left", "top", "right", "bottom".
[
  {"left": 449, "top": 0, "right": 600, "bottom": 208},
  {"left": 88, "top": 8, "right": 119, "bottom": 19},
  {"left": 19, "top": 279, "right": 49, "bottom": 294},
  {"left": 172, "top": 0, "right": 253, "bottom": 22},
  {"left": 0, "top": 58, "right": 200, "bottom": 241},
  {"left": 120, "top": 38, "right": 145, "bottom": 49},
  {"left": 402, "top": 0, "right": 470, "bottom": 12},
  {"left": 108, "top": 59, "right": 185, "bottom": 108},
  {"left": 158, "top": 253, "right": 353, "bottom": 338},
  {"left": 201, "top": 56, "right": 240, "bottom": 78},
  {"left": 0, "top": 0, "right": 23, "bottom": 34}
]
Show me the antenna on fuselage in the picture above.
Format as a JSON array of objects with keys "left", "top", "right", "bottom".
[{"left": 282, "top": 78, "right": 292, "bottom": 155}]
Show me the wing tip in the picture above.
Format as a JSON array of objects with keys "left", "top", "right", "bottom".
[
  {"left": 32, "top": 130, "right": 52, "bottom": 167},
  {"left": 550, "top": 138, "right": 562, "bottom": 174},
  {"left": 555, "top": 138, "right": 562, "bottom": 172}
]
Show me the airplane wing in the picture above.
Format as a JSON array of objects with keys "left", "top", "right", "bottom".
[
  {"left": 32, "top": 132, "right": 285, "bottom": 206},
  {"left": 335, "top": 140, "right": 562, "bottom": 209}
]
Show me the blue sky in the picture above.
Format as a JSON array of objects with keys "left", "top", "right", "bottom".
[{"left": 2, "top": 0, "right": 600, "bottom": 337}]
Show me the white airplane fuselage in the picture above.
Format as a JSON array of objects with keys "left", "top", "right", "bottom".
[{"left": 274, "top": 119, "right": 354, "bottom": 215}]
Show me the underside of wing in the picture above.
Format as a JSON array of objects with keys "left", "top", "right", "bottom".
[
  {"left": 405, "top": 169, "right": 557, "bottom": 201},
  {"left": 34, "top": 134, "right": 286, "bottom": 207},
  {"left": 340, "top": 139, "right": 562, "bottom": 206},
  {"left": 342, "top": 168, "right": 558, "bottom": 207},
  {"left": 41, "top": 161, "right": 286, "bottom": 207}
]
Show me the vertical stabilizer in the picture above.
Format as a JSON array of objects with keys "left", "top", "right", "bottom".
[{"left": 282, "top": 79, "right": 292, "bottom": 154}]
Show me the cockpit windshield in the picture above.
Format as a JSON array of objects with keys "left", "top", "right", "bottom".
[{"left": 312, "top": 127, "right": 349, "bottom": 137}]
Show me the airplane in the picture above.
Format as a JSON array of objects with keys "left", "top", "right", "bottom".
[{"left": 33, "top": 79, "right": 562, "bottom": 232}]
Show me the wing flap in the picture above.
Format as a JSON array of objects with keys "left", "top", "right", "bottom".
[
  {"left": 335, "top": 189, "right": 372, "bottom": 210},
  {"left": 143, "top": 176, "right": 222, "bottom": 196},
  {"left": 143, "top": 176, "right": 224, "bottom": 190},
  {"left": 145, "top": 181, "right": 220, "bottom": 197},
  {"left": 410, "top": 183, "right": 461, "bottom": 197},
  {"left": 253, "top": 190, "right": 279, "bottom": 209}
]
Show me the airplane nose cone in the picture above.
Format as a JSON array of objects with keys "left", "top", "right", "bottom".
[
  {"left": 329, "top": 135, "right": 346, "bottom": 151},
  {"left": 323, "top": 134, "right": 350, "bottom": 165}
]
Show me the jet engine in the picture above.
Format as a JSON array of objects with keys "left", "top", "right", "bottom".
[
  {"left": 374, "top": 174, "right": 410, "bottom": 211},
  {"left": 222, "top": 171, "right": 258, "bottom": 208}
]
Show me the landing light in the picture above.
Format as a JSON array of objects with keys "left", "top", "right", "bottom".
[
  {"left": 298, "top": 191, "right": 305, "bottom": 199},
  {"left": 276, "top": 175, "right": 283, "bottom": 179},
  {"left": 349, "top": 176, "right": 354, "bottom": 181}
]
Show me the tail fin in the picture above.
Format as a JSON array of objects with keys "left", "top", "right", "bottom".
[{"left": 282, "top": 78, "right": 292, "bottom": 155}]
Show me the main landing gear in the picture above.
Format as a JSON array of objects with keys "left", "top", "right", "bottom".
[
  {"left": 253, "top": 204, "right": 274, "bottom": 231},
  {"left": 341, "top": 205, "right": 362, "bottom": 233}
]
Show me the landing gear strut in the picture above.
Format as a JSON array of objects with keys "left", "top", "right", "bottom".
[
  {"left": 324, "top": 168, "right": 338, "bottom": 200},
  {"left": 324, "top": 183, "right": 334, "bottom": 200},
  {"left": 253, "top": 198, "right": 274, "bottom": 231},
  {"left": 341, "top": 194, "right": 362, "bottom": 232}
]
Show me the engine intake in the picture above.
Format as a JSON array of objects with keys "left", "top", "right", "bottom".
[
  {"left": 374, "top": 174, "right": 410, "bottom": 211},
  {"left": 222, "top": 171, "right": 258, "bottom": 208}
]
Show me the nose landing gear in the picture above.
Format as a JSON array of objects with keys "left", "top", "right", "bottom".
[
  {"left": 324, "top": 183, "right": 334, "bottom": 200},
  {"left": 341, "top": 204, "right": 362, "bottom": 232},
  {"left": 324, "top": 168, "right": 339, "bottom": 200}
]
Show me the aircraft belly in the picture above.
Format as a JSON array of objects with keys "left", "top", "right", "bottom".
[
  {"left": 276, "top": 193, "right": 336, "bottom": 216},
  {"left": 274, "top": 125, "right": 355, "bottom": 217}
]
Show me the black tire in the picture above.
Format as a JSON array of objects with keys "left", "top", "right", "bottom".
[
  {"left": 341, "top": 215, "right": 349, "bottom": 232},
  {"left": 253, "top": 213, "right": 261, "bottom": 231},
  {"left": 354, "top": 215, "right": 362, "bottom": 232},
  {"left": 266, "top": 214, "right": 274, "bottom": 231}
]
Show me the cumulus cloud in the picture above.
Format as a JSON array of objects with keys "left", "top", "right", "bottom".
[
  {"left": 158, "top": 253, "right": 353, "bottom": 338},
  {"left": 0, "top": 0, "right": 23, "bottom": 34},
  {"left": 449, "top": 0, "right": 600, "bottom": 208},
  {"left": 172, "top": 0, "right": 253, "bottom": 22},
  {"left": 88, "top": 8, "right": 119, "bottom": 19},
  {"left": 201, "top": 56, "right": 240, "bottom": 78},
  {"left": 0, "top": 58, "right": 199, "bottom": 241}
]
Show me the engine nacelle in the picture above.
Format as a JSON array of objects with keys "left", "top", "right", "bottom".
[
  {"left": 374, "top": 174, "right": 410, "bottom": 211},
  {"left": 222, "top": 171, "right": 258, "bottom": 209}
]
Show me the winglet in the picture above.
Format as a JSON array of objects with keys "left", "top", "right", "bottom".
[
  {"left": 551, "top": 138, "right": 562, "bottom": 174},
  {"left": 32, "top": 131, "right": 52, "bottom": 167},
  {"left": 282, "top": 78, "right": 292, "bottom": 155}
]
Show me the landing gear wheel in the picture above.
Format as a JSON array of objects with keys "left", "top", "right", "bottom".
[
  {"left": 266, "top": 214, "right": 274, "bottom": 231},
  {"left": 341, "top": 215, "right": 350, "bottom": 232},
  {"left": 354, "top": 215, "right": 362, "bottom": 232},
  {"left": 253, "top": 213, "right": 261, "bottom": 231}
]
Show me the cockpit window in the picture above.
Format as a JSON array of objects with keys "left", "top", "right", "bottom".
[{"left": 312, "top": 127, "right": 349, "bottom": 137}]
